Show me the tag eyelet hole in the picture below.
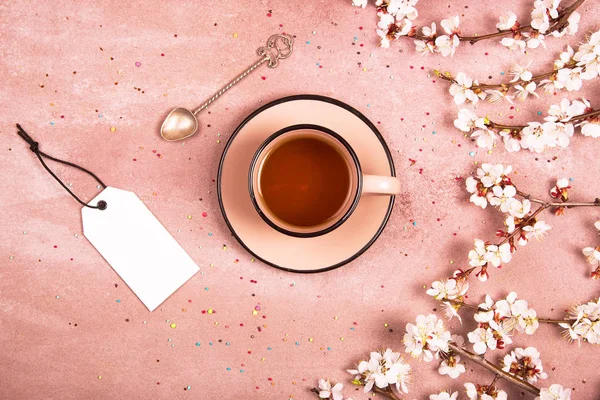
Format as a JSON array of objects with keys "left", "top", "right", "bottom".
[{"left": 97, "top": 200, "right": 108, "bottom": 210}]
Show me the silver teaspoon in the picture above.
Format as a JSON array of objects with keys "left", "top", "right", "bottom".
[{"left": 160, "top": 33, "right": 294, "bottom": 141}]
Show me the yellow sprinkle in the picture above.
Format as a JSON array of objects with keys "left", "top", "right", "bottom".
[
  {"left": 233, "top": 33, "right": 238, "bottom": 38},
  {"left": 98, "top": 376, "right": 102, "bottom": 379},
  {"left": 334, "top": 316, "right": 338, "bottom": 320},
  {"left": 340, "top": 337, "right": 345, "bottom": 341},
  {"left": 182, "top": 308, "right": 186, "bottom": 312},
  {"left": 450, "top": 260, "right": 454, "bottom": 264},
  {"left": 423, "top": 285, "right": 427, "bottom": 289},
  {"left": 252, "top": 310, "right": 258, "bottom": 316},
  {"left": 208, "top": 308, "right": 214, "bottom": 314},
  {"left": 110, "top": 127, "right": 116, "bottom": 132},
  {"left": 170, "top": 323, "right": 177, "bottom": 329},
  {"left": 163, "top": 93, "right": 168, "bottom": 97},
  {"left": 214, "top": 322, "right": 219, "bottom": 325},
  {"left": 362, "top": 67, "right": 367, "bottom": 71},
  {"left": 261, "top": 358, "right": 266, "bottom": 361},
  {"left": 384, "top": 323, "right": 388, "bottom": 327},
  {"left": 50, "top": 103, "right": 55, "bottom": 106},
  {"left": 217, "top": 140, "right": 221, "bottom": 143},
  {"left": 308, "top": 338, "right": 313, "bottom": 342},
  {"left": 487, "top": 150, "right": 493, "bottom": 154},
  {"left": 187, "top": 215, "right": 192, "bottom": 219},
  {"left": 283, "top": 338, "right": 287, "bottom": 342}
]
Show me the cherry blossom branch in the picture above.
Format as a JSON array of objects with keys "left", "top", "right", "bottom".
[
  {"left": 485, "top": 109, "right": 600, "bottom": 133},
  {"left": 415, "top": 0, "right": 584, "bottom": 45},
  {"left": 456, "top": 99, "right": 600, "bottom": 153},
  {"left": 356, "top": 0, "right": 584, "bottom": 54},
  {"left": 436, "top": 67, "right": 574, "bottom": 91},
  {"left": 445, "top": 299, "right": 574, "bottom": 325},
  {"left": 448, "top": 343, "right": 541, "bottom": 396}
]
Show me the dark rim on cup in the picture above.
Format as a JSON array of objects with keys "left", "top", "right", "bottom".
[{"left": 248, "top": 124, "right": 363, "bottom": 238}]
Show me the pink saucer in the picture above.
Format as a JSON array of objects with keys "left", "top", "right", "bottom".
[{"left": 217, "top": 95, "right": 396, "bottom": 273}]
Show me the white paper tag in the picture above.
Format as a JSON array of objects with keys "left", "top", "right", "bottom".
[{"left": 82, "top": 187, "right": 199, "bottom": 311}]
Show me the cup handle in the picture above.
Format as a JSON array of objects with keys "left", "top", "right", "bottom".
[{"left": 362, "top": 175, "right": 401, "bottom": 195}]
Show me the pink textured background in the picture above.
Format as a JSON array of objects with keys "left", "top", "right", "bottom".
[{"left": 1, "top": 1, "right": 599, "bottom": 399}]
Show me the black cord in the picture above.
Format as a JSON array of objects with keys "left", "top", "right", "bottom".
[{"left": 16, "top": 124, "right": 107, "bottom": 210}]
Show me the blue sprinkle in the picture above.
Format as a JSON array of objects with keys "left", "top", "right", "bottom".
[
  {"left": 469, "top": 151, "right": 475, "bottom": 157},
  {"left": 537, "top": 111, "right": 542, "bottom": 115},
  {"left": 209, "top": 342, "right": 213, "bottom": 346},
  {"left": 208, "top": 232, "right": 213, "bottom": 236},
  {"left": 116, "top": 299, "right": 121, "bottom": 303},
  {"left": 353, "top": 36, "right": 358, "bottom": 41},
  {"left": 295, "top": 341, "right": 299, "bottom": 346},
  {"left": 367, "top": 104, "right": 371, "bottom": 108},
  {"left": 316, "top": 62, "right": 320, "bottom": 66},
  {"left": 500, "top": 71, "right": 505, "bottom": 75},
  {"left": 327, "top": 347, "right": 331, "bottom": 351},
  {"left": 205, "top": 287, "right": 209, "bottom": 291},
  {"left": 98, "top": 114, "right": 103, "bottom": 118},
  {"left": 50, "top": 121, "right": 55, "bottom": 125},
  {"left": 432, "top": 131, "right": 437, "bottom": 135},
  {"left": 569, "top": 177, "right": 574, "bottom": 181},
  {"left": 267, "top": 347, "right": 272, "bottom": 351},
  {"left": 306, "top": 41, "right": 310, "bottom": 44},
  {"left": 226, "top": 367, "right": 231, "bottom": 371},
  {"left": 350, "top": 327, "right": 355, "bottom": 331},
  {"left": 412, "top": 221, "right": 417, "bottom": 226},
  {"left": 240, "top": 369, "right": 244, "bottom": 373},
  {"left": 196, "top": 342, "right": 201, "bottom": 346}
]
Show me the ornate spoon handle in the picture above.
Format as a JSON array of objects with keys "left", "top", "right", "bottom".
[{"left": 192, "top": 33, "right": 294, "bottom": 115}]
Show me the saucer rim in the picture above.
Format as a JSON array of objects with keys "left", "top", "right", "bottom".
[{"left": 217, "top": 94, "right": 396, "bottom": 274}]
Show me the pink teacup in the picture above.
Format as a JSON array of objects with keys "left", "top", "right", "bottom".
[{"left": 249, "top": 124, "right": 401, "bottom": 238}]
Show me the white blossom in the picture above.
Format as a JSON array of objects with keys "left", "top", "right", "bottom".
[
  {"left": 502, "top": 347, "right": 548, "bottom": 383},
  {"left": 523, "top": 220, "right": 551, "bottom": 241},
  {"left": 514, "top": 81, "right": 539, "bottom": 101},
  {"left": 508, "top": 198, "right": 531, "bottom": 218},
  {"left": 510, "top": 62, "right": 533, "bottom": 82},
  {"left": 501, "top": 36, "right": 526, "bottom": 52},
  {"left": 449, "top": 73, "right": 479, "bottom": 104},
  {"left": 468, "top": 327, "right": 497, "bottom": 354},
  {"left": 454, "top": 108, "right": 484, "bottom": 131},
  {"left": 438, "top": 354, "right": 466, "bottom": 379},
  {"left": 404, "top": 314, "right": 451, "bottom": 361},
  {"left": 559, "top": 298, "right": 600, "bottom": 344},
  {"left": 484, "top": 242, "right": 512, "bottom": 267},
  {"left": 545, "top": 98, "right": 586, "bottom": 122},
  {"left": 468, "top": 239, "right": 488, "bottom": 267},
  {"left": 581, "top": 119, "right": 600, "bottom": 138},
  {"left": 555, "top": 67, "right": 583, "bottom": 91},
  {"left": 496, "top": 11, "right": 517, "bottom": 30},
  {"left": 430, "top": 391, "right": 459, "bottom": 400},
  {"left": 426, "top": 278, "right": 467, "bottom": 300},
  {"left": 318, "top": 379, "right": 344, "bottom": 400},
  {"left": 488, "top": 185, "right": 517, "bottom": 212},
  {"left": 465, "top": 382, "right": 508, "bottom": 400},
  {"left": 536, "top": 384, "right": 572, "bottom": 400},
  {"left": 554, "top": 46, "right": 574, "bottom": 69},
  {"left": 352, "top": 0, "right": 368, "bottom": 8}
]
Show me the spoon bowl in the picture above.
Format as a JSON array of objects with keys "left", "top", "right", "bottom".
[{"left": 160, "top": 107, "right": 198, "bottom": 141}]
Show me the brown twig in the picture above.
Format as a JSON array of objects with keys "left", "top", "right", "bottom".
[
  {"left": 448, "top": 343, "right": 541, "bottom": 396},
  {"left": 539, "top": 318, "right": 572, "bottom": 324}
]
